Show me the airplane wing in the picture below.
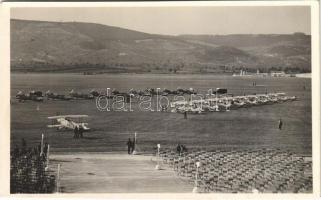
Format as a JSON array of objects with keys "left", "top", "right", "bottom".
[
  {"left": 47, "top": 124, "right": 63, "bottom": 128},
  {"left": 48, "top": 116, "right": 65, "bottom": 119},
  {"left": 64, "top": 115, "right": 89, "bottom": 118},
  {"left": 48, "top": 115, "right": 89, "bottom": 119}
]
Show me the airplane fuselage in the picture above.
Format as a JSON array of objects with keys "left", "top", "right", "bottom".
[{"left": 56, "top": 118, "right": 90, "bottom": 131}]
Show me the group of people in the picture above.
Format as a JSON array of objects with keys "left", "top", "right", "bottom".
[
  {"left": 73, "top": 126, "right": 84, "bottom": 139},
  {"left": 126, "top": 138, "right": 136, "bottom": 154},
  {"left": 176, "top": 144, "right": 188, "bottom": 155}
]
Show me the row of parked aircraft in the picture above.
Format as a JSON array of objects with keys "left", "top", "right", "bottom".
[
  {"left": 127, "top": 88, "right": 197, "bottom": 96},
  {"left": 15, "top": 87, "right": 201, "bottom": 102},
  {"left": 15, "top": 89, "right": 100, "bottom": 102},
  {"left": 170, "top": 92, "right": 297, "bottom": 114}
]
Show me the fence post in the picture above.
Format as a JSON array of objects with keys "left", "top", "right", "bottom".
[
  {"left": 155, "top": 144, "right": 161, "bottom": 170},
  {"left": 132, "top": 132, "right": 137, "bottom": 155},
  {"left": 193, "top": 161, "right": 200, "bottom": 193},
  {"left": 45, "top": 144, "right": 50, "bottom": 171},
  {"left": 40, "top": 133, "right": 44, "bottom": 156},
  {"left": 56, "top": 164, "right": 61, "bottom": 193}
]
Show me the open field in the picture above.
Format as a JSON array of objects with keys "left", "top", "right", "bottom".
[{"left": 11, "top": 73, "right": 311, "bottom": 155}]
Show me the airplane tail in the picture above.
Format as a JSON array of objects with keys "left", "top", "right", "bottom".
[{"left": 80, "top": 123, "right": 90, "bottom": 131}]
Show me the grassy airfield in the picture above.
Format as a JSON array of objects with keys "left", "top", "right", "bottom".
[{"left": 10, "top": 73, "right": 311, "bottom": 155}]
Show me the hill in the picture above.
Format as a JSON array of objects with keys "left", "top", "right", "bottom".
[{"left": 11, "top": 19, "right": 311, "bottom": 73}]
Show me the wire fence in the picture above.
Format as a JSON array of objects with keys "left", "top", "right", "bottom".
[
  {"left": 159, "top": 147, "right": 312, "bottom": 193},
  {"left": 10, "top": 140, "right": 56, "bottom": 193}
]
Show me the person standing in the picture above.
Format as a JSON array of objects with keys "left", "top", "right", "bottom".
[
  {"left": 127, "top": 138, "right": 132, "bottom": 154},
  {"left": 184, "top": 111, "right": 187, "bottom": 119},
  {"left": 21, "top": 138, "right": 27, "bottom": 154},
  {"left": 278, "top": 118, "right": 283, "bottom": 130},
  {"left": 79, "top": 126, "right": 84, "bottom": 138},
  {"left": 177, "top": 144, "right": 182, "bottom": 156},
  {"left": 74, "top": 126, "right": 79, "bottom": 139}
]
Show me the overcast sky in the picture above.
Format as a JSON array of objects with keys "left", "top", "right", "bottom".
[{"left": 11, "top": 6, "right": 311, "bottom": 35}]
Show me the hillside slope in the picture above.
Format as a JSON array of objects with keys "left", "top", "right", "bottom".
[{"left": 11, "top": 19, "right": 311, "bottom": 73}]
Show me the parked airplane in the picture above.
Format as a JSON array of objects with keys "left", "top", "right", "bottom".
[
  {"left": 47, "top": 115, "right": 90, "bottom": 137},
  {"left": 90, "top": 89, "right": 100, "bottom": 97},
  {"left": 45, "top": 90, "right": 72, "bottom": 101},
  {"left": 69, "top": 89, "right": 94, "bottom": 99},
  {"left": 16, "top": 91, "right": 44, "bottom": 102}
]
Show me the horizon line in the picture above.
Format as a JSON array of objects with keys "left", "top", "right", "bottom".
[{"left": 10, "top": 18, "right": 311, "bottom": 36}]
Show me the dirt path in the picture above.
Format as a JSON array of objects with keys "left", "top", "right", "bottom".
[{"left": 49, "top": 153, "right": 193, "bottom": 193}]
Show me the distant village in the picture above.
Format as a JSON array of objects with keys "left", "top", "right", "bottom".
[{"left": 232, "top": 69, "right": 311, "bottom": 78}]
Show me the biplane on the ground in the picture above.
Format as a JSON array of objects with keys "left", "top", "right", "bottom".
[{"left": 47, "top": 115, "right": 90, "bottom": 133}]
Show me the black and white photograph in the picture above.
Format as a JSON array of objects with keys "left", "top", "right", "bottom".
[{"left": 2, "top": 2, "right": 320, "bottom": 195}]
